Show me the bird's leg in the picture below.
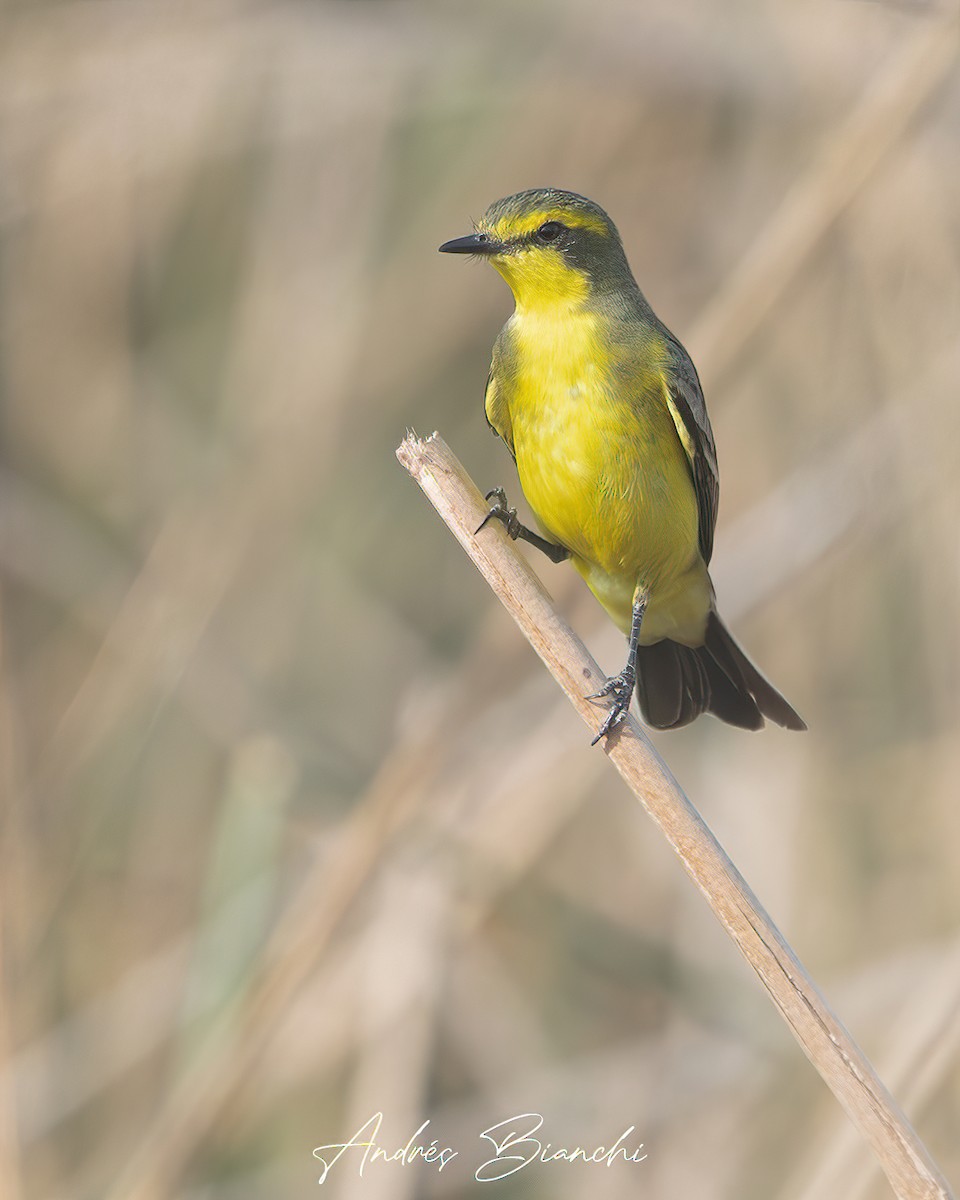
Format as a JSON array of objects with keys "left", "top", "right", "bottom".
[
  {"left": 588, "top": 585, "right": 648, "bottom": 745},
  {"left": 476, "top": 488, "right": 570, "bottom": 564}
]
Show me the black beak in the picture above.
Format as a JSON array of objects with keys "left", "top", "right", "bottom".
[{"left": 438, "top": 232, "right": 500, "bottom": 255}]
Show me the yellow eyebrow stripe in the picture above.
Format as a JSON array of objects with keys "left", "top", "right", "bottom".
[{"left": 486, "top": 208, "right": 608, "bottom": 241}]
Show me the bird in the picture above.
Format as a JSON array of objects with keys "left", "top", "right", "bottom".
[{"left": 439, "top": 187, "right": 805, "bottom": 743}]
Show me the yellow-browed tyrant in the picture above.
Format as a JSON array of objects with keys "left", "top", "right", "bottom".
[{"left": 439, "top": 188, "right": 805, "bottom": 741}]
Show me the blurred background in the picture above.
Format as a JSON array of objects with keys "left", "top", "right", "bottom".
[{"left": 1, "top": 1, "right": 959, "bottom": 1197}]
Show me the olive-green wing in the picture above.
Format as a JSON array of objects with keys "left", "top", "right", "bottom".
[
  {"left": 662, "top": 342, "right": 719, "bottom": 565},
  {"left": 483, "top": 361, "right": 516, "bottom": 458}
]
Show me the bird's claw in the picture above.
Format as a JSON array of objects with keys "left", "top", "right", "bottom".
[
  {"left": 588, "top": 669, "right": 636, "bottom": 745},
  {"left": 476, "top": 487, "right": 521, "bottom": 539}
]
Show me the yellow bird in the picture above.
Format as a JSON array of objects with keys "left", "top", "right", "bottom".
[{"left": 440, "top": 187, "right": 805, "bottom": 741}]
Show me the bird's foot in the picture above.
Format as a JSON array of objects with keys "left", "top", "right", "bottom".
[
  {"left": 476, "top": 488, "right": 570, "bottom": 563},
  {"left": 476, "top": 487, "right": 521, "bottom": 539},
  {"left": 587, "top": 667, "right": 636, "bottom": 745}
]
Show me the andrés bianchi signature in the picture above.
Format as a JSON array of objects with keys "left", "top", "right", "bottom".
[{"left": 313, "top": 1111, "right": 647, "bottom": 1184}]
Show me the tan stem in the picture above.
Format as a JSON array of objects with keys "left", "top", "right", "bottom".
[{"left": 397, "top": 429, "right": 954, "bottom": 1200}]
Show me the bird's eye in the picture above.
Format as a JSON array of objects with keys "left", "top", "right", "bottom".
[{"left": 535, "top": 221, "right": 564, "bottom": 243}]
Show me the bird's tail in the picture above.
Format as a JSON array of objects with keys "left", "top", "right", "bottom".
[{"left": 634, "top": 610, "right": 806, "bottom": 731}]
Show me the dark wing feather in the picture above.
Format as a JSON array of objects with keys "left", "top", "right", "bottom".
[
  {"left": 661, "top": 337, "right": 719, "bottom": 565},
  {"left": 483, "top": 350, "right": 517, "bottom": 459}
]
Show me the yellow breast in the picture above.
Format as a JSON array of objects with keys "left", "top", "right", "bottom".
[{"left": 491, "top": 303, "right": 708, "bottom": 642}]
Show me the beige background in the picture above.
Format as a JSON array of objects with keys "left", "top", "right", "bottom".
[{"left": 0, "top": 2, "right": 958, "bottom": 1197}]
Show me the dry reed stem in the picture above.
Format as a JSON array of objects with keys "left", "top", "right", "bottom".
[
  {"left": 397, "top": 430, "right": 954, "bottom": 1200},
  {"left": 792, "top": 935, "right": 960, "bottom": 1200},
  {"left": 99, "top": 730, "right": 445, "bottom": 1200},
  {"left": 95, "top": 610, "right": 551, "bottom": 1198},
  {"left": 0, "top": 591, "right": 23, "bottom": 1200},
  {"left": 689, "top": 6, "right": 959, "bottom": 383}
]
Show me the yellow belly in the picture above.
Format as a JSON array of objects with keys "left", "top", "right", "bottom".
[{"left": 501, "top": 309, "right": 710, "bottom": 646}]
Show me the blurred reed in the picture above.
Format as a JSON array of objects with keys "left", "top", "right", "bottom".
[{"left": 0, "top": 2, "right": 958, "bottom": 1199}]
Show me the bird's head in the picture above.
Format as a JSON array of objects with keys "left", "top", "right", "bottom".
[{"left": 439, "top": 188, "right": 633, "bottom": 311}]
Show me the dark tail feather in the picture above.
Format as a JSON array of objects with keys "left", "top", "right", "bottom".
[{"left": 635, "top": 611, "right": 806, "bottom": 732}]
